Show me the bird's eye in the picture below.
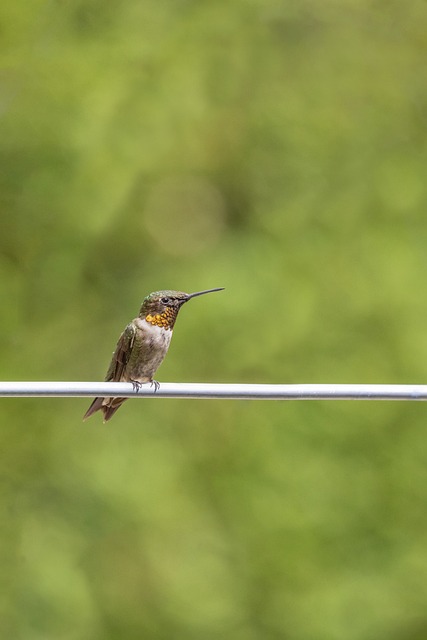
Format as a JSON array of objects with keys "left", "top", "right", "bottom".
[{"left": 161, "top": 297, "right": 170, "bottom": 305}]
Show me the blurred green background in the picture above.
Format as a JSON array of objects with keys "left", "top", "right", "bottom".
[{"left": 1, "top": 0, "right": 427, "bottom": 638}]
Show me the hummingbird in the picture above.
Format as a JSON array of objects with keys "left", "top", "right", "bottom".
[{"left": 83, "top": 288, "right": 224, "bottom": 422}]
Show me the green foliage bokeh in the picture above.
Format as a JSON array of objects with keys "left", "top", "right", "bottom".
[{"left": 1, "top": 1, "right": 427, "bottom": 638}]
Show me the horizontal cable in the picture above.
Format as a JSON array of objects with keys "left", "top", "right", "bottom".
[{"left": 0, "top": 382, "right": 427, "bottom": 400}]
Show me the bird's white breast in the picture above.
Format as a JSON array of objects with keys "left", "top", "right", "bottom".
[{"left": 135, "top": 317, "right": 173, "bottom": 348}]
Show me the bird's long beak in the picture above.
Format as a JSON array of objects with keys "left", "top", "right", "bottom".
[{"left": 186, "top": 287, "right": 224, "bottom": 300}]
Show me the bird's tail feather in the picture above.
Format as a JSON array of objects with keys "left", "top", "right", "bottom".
[
  {"left": 101, "top": 398, "right": 127, "bottom": 422},
  {"left": 83, "top": 397, "right": 128, "bottom": 422},
  {"left": 83, "top": 397, "right": 105, "bottom": 421}
]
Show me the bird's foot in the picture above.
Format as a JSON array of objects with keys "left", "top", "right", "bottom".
[
  {"left": 131, "top": 380, "right": 143, "bottom": 393},
  {"left": 150, "top": 379, "right": 160, "bottom": 393}
]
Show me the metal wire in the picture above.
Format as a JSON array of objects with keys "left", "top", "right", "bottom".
[{"left": 1, "top": 381, "right": 427, "bottom": 400}]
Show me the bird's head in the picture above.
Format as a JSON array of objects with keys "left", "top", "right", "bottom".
[{"left": 139, "top": 288, "right": 224, "bottom": 329}]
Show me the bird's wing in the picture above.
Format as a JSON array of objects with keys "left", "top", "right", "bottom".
[{"left": 105, "top": 322, "right": 137, "bottom": 382}]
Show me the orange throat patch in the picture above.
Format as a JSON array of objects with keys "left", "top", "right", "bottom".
[{"left": 145, "top": 308, "right": 177, "bottom": 329}]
